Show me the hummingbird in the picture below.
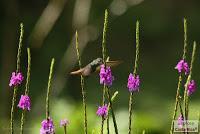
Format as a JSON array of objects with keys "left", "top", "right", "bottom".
[{"left": 70, "top": 57, "right": 122, "bottom": 77}]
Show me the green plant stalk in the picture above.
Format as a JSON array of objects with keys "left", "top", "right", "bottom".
[
  {"left": 106, "top": 88, "right": 118, "bottom": 134},
  {"left": 107, "top": 113, "right": 110, "bottom": 134},
  {"left": 184, "top": 42, "right": 196, "bottom": 119},
  {"left": 101, "top": 117, "right": 105, "bottom": 134},
  {"left": 20, "top": 48, "right": 31, "bottom": 134},
  {"left": 46, "top": 58, "right": 55, "bottom": 119},
  {"left": 142, "top": 130, "right": 145, "bottom": 134},
  {"left": 198, "top": 112, "right": 200, "bottom": 133},
  {"left": 170, "top": 18, "right": 188, "bottom": 134},
  {"left": 75, "top": 31, "right": 88, "bottom": 134},
  {"left": 101, "top": 9, "right": 109, "bottom": 134},
  {"left": 64, "top": 126, "right": 67, "bottom": 134},
  {"left": 128, "top": 20, "right": 140, "bottom": 134},
  {"left": 183, "top": 42, "right": 196, "bottom": 133},
  {"left": 10, "top": 23, "right": 24, "bottom": 134},
  {"left": 106, "top": 91, "right": 118, "bottom": 134}
]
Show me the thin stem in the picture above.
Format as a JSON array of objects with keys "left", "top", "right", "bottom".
[
  {"left": 10, "top": 88, "right": 17, "bottom": 134},
  {"left": 20, "top": 110, "right": 25, "bottom": 134},
  {"left": 128, "top": 21, "right": 140, "bottom": 134},
  {"left": 20, "top": 48, "right": 31, "bottom": 134},
  {"left": 107, "top": 114, "right": 110, "bottom": 134},
  {"left": 101, "top": 117, "right": 105, "bottom": 134},
  {"left": 25, "top": 48, "right": 31, "bottom": 95},
  {"left": 182, "top": 18, "right": 187, "bottom": 60},
  {"left": 183, "top": 42, "right": 196, "bottom": 133},
  {"left": 107, "top": 91, "right": 118, "bottom": 134},
  {"left": 142, "top": 130, "right": 145, "bottom": 134},
  {"left": 170, "top": 74, "right": 182, "bottom": 134},
  {"left": 10, "top": 23, "right": 24, "bottom": 134},
  {"left": 102, "top": 9, "right": 108, "bottom": 64},
  {"left": 134, "top": 20, "right": 140, "bottom": 75},
  {"left": 16, "top": 23, "right": 24, "bottom": 72},
  {"left": 106, "top": 88, "right": 118, "bottom": 134},
  {"left": 128, "top": 93, "right": 133, "bottom": 134},
  {"left": 75, "top": 31, "right": 87, "bottom": 134},
  {"left": 64, "top": 126, "right": 67, "bottom": 134},
  {"left": 101, "top": 9, "right": 109, "bottom": 134},
  {"left": 198, "top": 112, "right": 200, "bottom": 133},
  {"left": 170, "top": 18, "right": 188, "bottom": 134},
  {"left": 46, "top": 58, "right": 55, "bottom": 119}
]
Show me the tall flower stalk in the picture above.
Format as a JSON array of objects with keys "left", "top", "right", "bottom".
[
  {"left": 170, "top": 18, "right": 188, "bottom": 134},
  {"left": 128, "top": 21, "right": 140, "bottom": 134},
  {"left": 10, "top": 23, "right": 24, "bottom": 134},
  {"left": 100, "top": 9, "right": 118, "bottom": 134},
  {"left": 183, "top": 41, "right": 197, "bottom": 131},
  {"left": 75, "top": 31, "right": 88, "bottom": 134},
  {"left": 20, "top": 48, "right": 31, "bottom": 134},
  {"left": 106, "top": 87, "right": 118, "bottom": 134},
  {"left": 46, "top": 58, "right": 55, "bottom": 119},
  {"left": 101, "top": 9, "right": 108, "bottom": 134},
  {"left": 40, "top": 58, "right": 55, "bottom": 134}
]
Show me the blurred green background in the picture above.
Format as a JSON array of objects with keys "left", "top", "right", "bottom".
[{"left": 0, "top": 0, "right": 200, "bottom": 133}]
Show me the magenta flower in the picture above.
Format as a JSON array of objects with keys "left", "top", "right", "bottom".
[
  {"left": 17, "top": 95, "right": 31, "bottom": 111},
  {"left": 96, "top": 104, "right": 108, "bottom": 117},
  {"left": 40, "top": 118, "right": 55, "bottom": 134},
  {"left": 60, "top": 119, "right": 69, "bottom": 127},
  {"left": 177, "top": 115, "right": 184, "bottom": 128},
  {"left": 187, "top": 80, "right": 196, "bottom": 96},
  {"left": 9, "top": 72, "right": 24, "bottom": 87},
  {"left": 175, "top": 60, "right": 189, "bottom": 75},
  {"left": 99, "top": 64, "right": 114, "bottom": 86},
  {"left": 127, "top": 73, "right": 140, "bottom": 92}
]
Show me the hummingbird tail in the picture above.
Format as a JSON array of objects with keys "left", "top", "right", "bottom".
[{"left": 70, "top": 69, "right": 83, "bottom": 75}]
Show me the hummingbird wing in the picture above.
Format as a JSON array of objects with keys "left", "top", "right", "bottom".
[{"left": 96, "top": 60, "right": 123, "bottom": 71}]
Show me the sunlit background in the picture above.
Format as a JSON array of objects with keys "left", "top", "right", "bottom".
[{"left": 0, "top": 0, "right": 200, "bottom": 133}]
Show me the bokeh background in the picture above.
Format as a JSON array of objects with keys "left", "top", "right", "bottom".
[{"left": 0, "top": 0, "right": 200, "bottom": 133}]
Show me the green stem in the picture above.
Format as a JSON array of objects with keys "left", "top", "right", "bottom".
[
  {"left": 101, "top": 9, "right": 109, "bottom": 134},
  {"left": 102, "top": 9, "right": 108, "bottom": 64},
  {"left": 170, "top": 18, "right": 188, "bottom": 134},
  {"left": 10, "top": 23, "right": 24, "bottom": 134},
  {"left": 20, "top": 48, "right": 31, "bottom": 134},
  {"left": 107, "top": 112, "right": 110, "bottom": 134},
  {"left": 101, "top": 117, "right": 105, "bottom": 134},
  {"left": 46, "top": 58, "right": 55, "bottom": 119},
  {"left": 128, "top": 93, "right": 133, "bottom": 134},
  {"left": 128, "top": 20, "right": 140, "bottom": 134},
  {"left": 75, "top": 31, "right": 87, "bottom": 134},
  {"left": 170, "top": 75, "right": 182, "bottom": 134},
  {"left": 106, "top": 88, "right": 118, "bottom": 134},
  {"left": 64, "top": 126, "right": 67, "bottom": 134},
  {"left": 183, "top": 42, "right": 196, "bottom": 133},
  {"left": 182, "top": 18, "right": 187, "bottom": 60}
]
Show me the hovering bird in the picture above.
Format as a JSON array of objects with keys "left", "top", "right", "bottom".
[{"left": 70, "top": 57, "right": 122, "bottom": 77}]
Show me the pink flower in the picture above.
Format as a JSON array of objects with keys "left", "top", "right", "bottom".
[
  {"left": 40, "top": 118, "right": 55, "bottom": 134},
  {"left": 9, "top": 72, "right": 24, "bottom": 87},
  {"left": 127, "top": 73, "right": 140, "bottom": 92},
  {"left": 187, "top": 80, "right": 196, "bottom": 96},
  {"left": 177, "top": 115, "right": 184, "bottom": 128},
  {"left": 175, "top": 60, "right": 189, "bottom": 75},
  {"left": 17, "top": 95, "right": 31, "bottom": 111},
  {"left": 99, "top": 65, "right": 114, "bottom": 86},
  {"left": 60, "top": 119, "right": 69, "bottom": 127},
  {"left": 96, "top": 104, "right": 108, "bottom": 117}
]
